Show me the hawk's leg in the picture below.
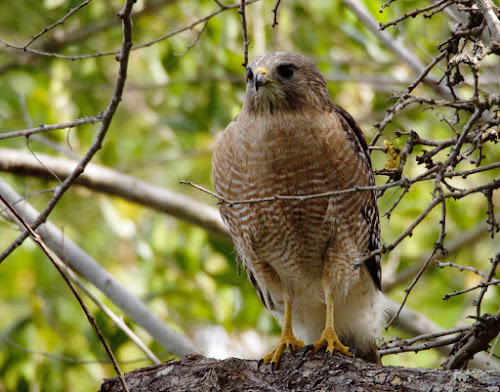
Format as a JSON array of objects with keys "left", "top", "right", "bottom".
[
  {"left": 261, "top": 298, "right": 304, "bottom": 370},
  {"left": 304, "top": 293, "right": 352, "bottom": 359}
]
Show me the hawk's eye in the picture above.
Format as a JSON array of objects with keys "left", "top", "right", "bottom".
[
  {"left": 246, "top": 68, "right": 254, "bottom": 82},
  {"left": 276, "top": 64, "right": 295, "bottom": 78}
]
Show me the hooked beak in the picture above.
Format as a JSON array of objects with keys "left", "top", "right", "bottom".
[
  {"left": 254, "top": 66, "right": 280, "bottom": 92},
  {"left": 255, "top": 66, "right": 268, "bottom": 92}
]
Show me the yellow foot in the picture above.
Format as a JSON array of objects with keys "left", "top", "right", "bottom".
[
  {"left": 259, "top": 333, "right": 304, "bottom": 371},
  {"left": 304, "top": 327, "right": 353, "bottom": 360}
]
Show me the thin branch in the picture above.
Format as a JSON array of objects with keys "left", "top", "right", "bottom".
[
  {"left": 475, "top": 252, "right": 500, "bottom": 316},
  {"left": 0, "top": 335, "right": 167, "bottom": 365},
  {"left": 342, "top": 0, "right": 452, "bottom": 99},
  {"left": 0, "top": 192, "right": 130, "bottom": 392},
  {"left": 0, "top": 0, "right": 135, "bottom": 265},
  {"left": 174, "top": 21, "right": 208, "bottom": 57},
  {"left": 239, "top": 0, "right": 249, "bottom": 67},
  {"left": 0, "top": 178, "right": 200, "bottom": 357},
  {"left": 386, "top": 299, "right": 500, "bottom": 370},
  {"left": 442, "top": 278, "right": 500, "bottom": 300},
  {"left": 0, "top": 116, "right": 102, "bottom": 140},
  {"left": 380, "top": 335, "right": 461, "bottom": 356},
  {"left": 386, "top": 242, "right": 442, "bottom": 328},
  {"left": 379, "top": 0, "right": 452, "bottom": 30},
  {"left": 0, "top": 1, "right": 259, "bottom": 60},
  {"left": 213, "top": 0, "right": 227, "bottom": 9},
  {"left": 52, "top": 253, "right": 161, "bottom": 365},
  {"left": 383, "top": 214, "right": 500, "bottom": 292},
  {"left": 271, "top": 0, "right": 282, "bottom": 28},
  {"left": 382, "top": 325, "right": 471, "bottom": 349},
  {"left": 437, "top": 261, "right": 487, "bottom": 278},
  {"left": 22, "top": 0, "right": 94, "bottom": 49},
  {"left": 372, "top": 51, "right": 448, "bottom": 145}
]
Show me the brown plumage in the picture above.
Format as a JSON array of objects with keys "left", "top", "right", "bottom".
[{"left": 212, "top": 52, "right": 385, "bottom": 368}]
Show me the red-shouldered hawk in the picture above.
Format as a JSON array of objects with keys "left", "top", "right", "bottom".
[{"left": 212, "top": 52, "right": 385, "bottom": 369}]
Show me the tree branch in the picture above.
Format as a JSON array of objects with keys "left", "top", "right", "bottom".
[
  {"left": 0, "top": 1, "right": 134, "bottom": 265},
  {"left": 0, "top": 115, "right": 102, "bottom": 140},
  {"left": 0, "top": 191, "right": 130, "bottom": 392},
  {"left": 342, "top": 0, "right": 452, "bottom": 99},
  {"left": 386, "top": 299, "right": 500, "bottom": 371},
  {"left": 475, "top": 0, "right": 500, "bottom": 50},
  {"left": 0, "top": 178, "right": 200, "bottom": 358},
  {"left": 0, "top": 148, "right": 229, "bottom": 241},
  {"left": 99, "top": 353, "right": 500, "bottom": 392}
]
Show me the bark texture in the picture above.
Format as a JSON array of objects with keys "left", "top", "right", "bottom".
[{"left": 100, "top": 352, "right": 500, "bottom": 392}]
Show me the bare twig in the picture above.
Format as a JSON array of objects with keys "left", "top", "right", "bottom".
[
  {"left": 0, "top": 1, "right": 259, "bottom": 60},
  {"left": 0, "top": 116, "right": 102, "bottom": 140},
  {"left": 372, "top": 51, "right": 448, "bottom": 145},
  {"left": 386, "top": 243, "right": 442, "bottom": 328},
  {"left": 52, "top": 254, "right": 161, "bottom": 365},
  {"left": 239, "top": 0, "right": 250, "bottom": 67},
  {"left": 0, "top": 193, "right": 130, "bottom": 392},
  {"left": 133, "top": 1, "right": 258, "bottom": 52},
  {"left": 382, "top": 325, "right": 471, "bottom": 349},
  {"left": 380, "top": 0, "right": 452, "bottom": 30},
  {"left": 0, "top": 0, "right": 135, "bottom": 265},
  {"left": 342, "top": 0, "right": 452, "bottom": 99},
  {"left": 437, "top": 261, "right": 487, "bottom": 279},
  {"left": 22, "top": 0, "right": 94, "bottom": 49},
  {"left": 386, "top": 299, "right": 500, "bottom": 370},
  {"left": 174, "top": 21, "right": 208, "bottom": 57},
  {"left": 0, "top": 335, "right": 165, "bottom": 365},
  {"left": 380, "top": 335, "right": 461, "bottom": 356},
  {"left": 383, "top": 215, "right": 500, "bottom": 292},
  {"left": 0, "top": 178, "right": 200, "bottom": 357},
  {"left": 442, "top": 279, "right": 500, "bottom": 300},
  {"left": 475, "top": 252, "right": 500, "bottom": 316},
  {"left": 271, "top": 0, "right": 282, "bottom": 28},
  {"left": 213, "top": 0, "right": 227, "bottom": 9}
]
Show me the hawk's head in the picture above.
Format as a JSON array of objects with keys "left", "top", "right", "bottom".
[{"left": 242, "top": 52, "right": 332, "bottom": 114}]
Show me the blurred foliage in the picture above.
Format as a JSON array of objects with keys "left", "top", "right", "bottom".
[{"left": 0, "top": 0, "right": 499, "bottom": 390}]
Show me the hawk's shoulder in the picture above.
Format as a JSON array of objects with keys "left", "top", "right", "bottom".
[{"left": 331, "top": 103, "right": 372, "bottom": 168}]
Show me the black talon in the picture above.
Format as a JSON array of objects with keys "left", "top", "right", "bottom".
[
  {"left": 348, "top": 347, "right": 357, "bottom": 356},
  {"left": 301, "top": 344, "right": 314, "bottom": 359},
  {"left": 257, "top": 359, "right": 264, "bottom": 369},
  {"left": 288, "top": 344, "right": 295, "bottom": 356},
  {"left": 271, "top": 362, "right": 276, "bottom": 373},
  {"left": 323, "top": 350, "right": 331, "bottom": 365}
]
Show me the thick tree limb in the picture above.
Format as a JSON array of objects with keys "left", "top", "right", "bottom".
[
  {"left": 0, "top": 178, "right": 200, "bottom": 358},
  {"left": 0, "top": 148, "right": 230, "bottom": 241},
  {"left": 99, "top": 352, "right": 500, "bottom": 392}
]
